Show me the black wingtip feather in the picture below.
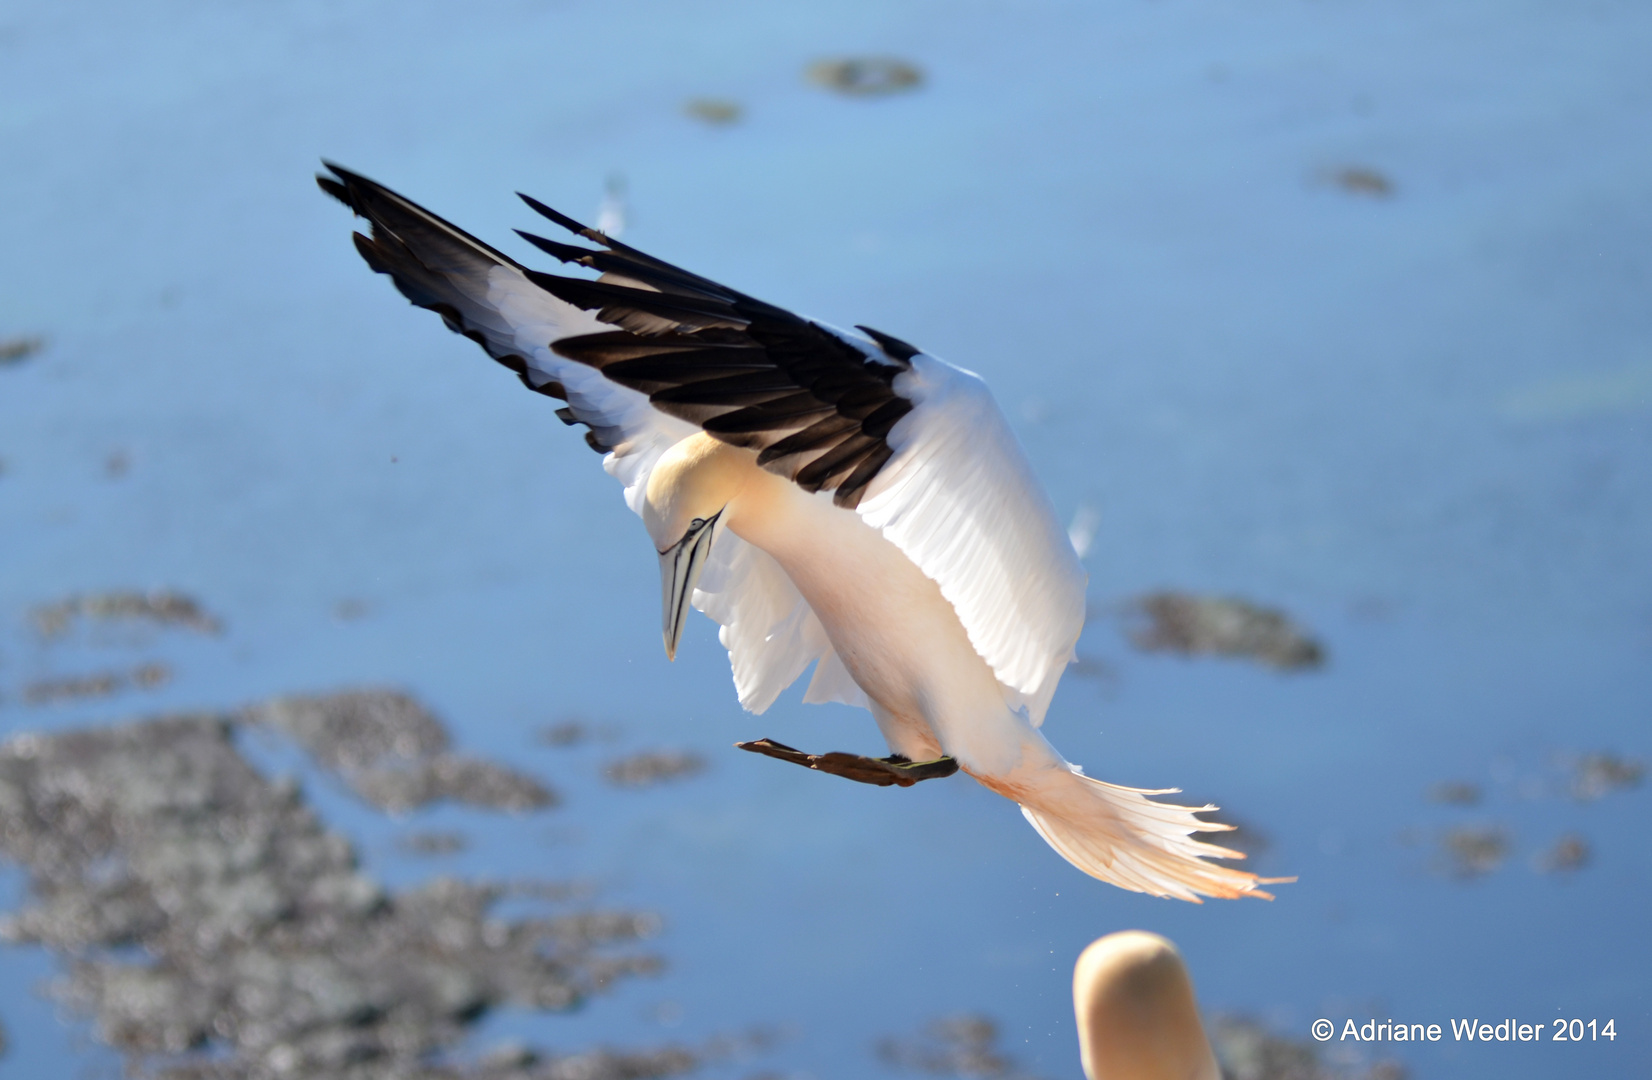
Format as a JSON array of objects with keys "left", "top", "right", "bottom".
[
  {"left": 515, "top": 229, "right": 600, "bottom": 266},
  {"left": 316, "top": 174, "right": 352, "bottom": 207},
  {"left": 322, "top": 164, "right": 915, "bottom": 501},
  {"left": 518, "top": 193, "right": 600, "bottom": 241},
  {"left": 318, "top": 161, "right": 379, "bottom": 192},
  {"left": 518, "top": 191, "right": 733, "bottom": 289},
  {"left": 317, "top": 161, "right": 373, "bottom": 205},
  {"left": 854, "top": 325, "right": 921, "bottom": 365},
  {"left": 350, "top": 230, "right": 388, "bottom": 272}
]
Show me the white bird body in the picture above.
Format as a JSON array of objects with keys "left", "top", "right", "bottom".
[
  {"left": 654, "top": 428, "right": 1039, "bottom": 779},
  {"left": 319, "top": 165, "right": 1288, "bottom": 901}
]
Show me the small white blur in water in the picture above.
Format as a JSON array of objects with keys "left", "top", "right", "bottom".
[
  {"left": 1068, "top": 503, "right": 1101, "bottom": 561},
  {"left": 597, "top": 174, "right": 627, "bottom": 238}
]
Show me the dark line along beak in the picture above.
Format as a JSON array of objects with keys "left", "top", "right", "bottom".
[{"left": 659, "top": 510, "right": 723, "bottom": 661}]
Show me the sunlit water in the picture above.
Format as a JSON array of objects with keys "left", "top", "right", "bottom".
[{"left": 2, "top": 1, "right": 1649, "bottom": 1076}]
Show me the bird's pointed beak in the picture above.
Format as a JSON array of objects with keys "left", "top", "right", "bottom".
[{"left": 658, "top": 510, "right": 723, "bottom": 661}]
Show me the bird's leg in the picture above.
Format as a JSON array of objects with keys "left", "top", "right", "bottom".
[{"left": 735, "top": 738, "right": 958, "bottom": 788}]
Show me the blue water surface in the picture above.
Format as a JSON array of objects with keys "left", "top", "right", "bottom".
[{"left": 2, "top": 1, "right": 1649, "bottom": 1077}]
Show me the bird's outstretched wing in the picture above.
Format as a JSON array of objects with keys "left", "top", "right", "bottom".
[
  {"left": 318, "top": 164, "right": 853, "bottom": 713},
  {"left": 319, "top": 165, "right": 1084, "bottom": 718},
  {"left": 316, "top": 162, "right": 696, "bottom": 508},
  {"left": 857, "top": 355, "right": 1085, "bottom": 722},
  {"left": 505, "top": 193, "right": 916, "bottom": 511}
]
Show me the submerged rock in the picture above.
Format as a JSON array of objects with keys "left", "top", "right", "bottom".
[
  {"left": 537, "top": 720, "right": 621, "bottom": 748},
  {"left": 1126, "top": 592, "right": 1325, "bottom": 671},
  {"left": 1438, "top": 826, "right": 1509, "bottom": 879},
  {"left": 0, "top": 713, "right": 679, "bottom": 1080},
  {"left": 806, "top": 57, "right": 923, "bottom": 97},
  {"left": 241, "top": 690, "right": 556, "bottom": 812},
  {"left": 22, "top": 663, "right": 171, "bottom": 705},
  {"left": 603, "top": 752, "right": 706, "bottom": 789},
  {"left": 399, "top": 830, "right": 470, "bottom": 856},
  {"left": 1568, "top": 752, "right": 1644, "bottom": 801},
  {"left": 682, "top": 98, "right": 742, "bottom": 125},
  {"left": 32, "top": 590, "right": 222, "bottom": 638},
  {"left": 539, "top": 721, "right": 591, "bottom": 747},
  {"left": 1210, "top": 1015, "right": 1406, "bottom": 1080},
  {"left": 0, "top": 335, "right": 44, "bottom": 365},
  {"left": 1330, "top": 167, "right": 1395, "bottom": 198},
  {"left": 875, "top": 1014, "right": 1037, "bottom": 1079},
  {"left": 1533, "top": 833, "right": 1590, "bottom": 874},
  {"left": 1425, "top": 781, "right": 1481, "bottom": 807}
]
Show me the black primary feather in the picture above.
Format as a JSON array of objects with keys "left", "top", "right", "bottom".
[{"left": 320, "top": 163, "right": 923, "bottom": 507}]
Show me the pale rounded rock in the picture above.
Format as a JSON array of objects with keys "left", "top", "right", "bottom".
[{"left": 1073, "top": 931, "right": 1219, "bottom": 1080}]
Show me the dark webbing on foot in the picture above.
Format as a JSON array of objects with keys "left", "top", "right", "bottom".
[{"left": 735, "top": 738, "right": 959, "bottom": 787}]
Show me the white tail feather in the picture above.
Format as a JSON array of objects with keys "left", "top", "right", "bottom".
[{"left": 1018, "top": 769, "right": 1290, "bottom": 902}]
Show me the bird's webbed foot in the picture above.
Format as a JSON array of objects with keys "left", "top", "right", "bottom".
[{"left": 735, "top": 738, "right": 958, "bottom": 788}]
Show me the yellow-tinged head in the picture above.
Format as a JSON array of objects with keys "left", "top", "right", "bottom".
[
  {"left": 643, "top": 433, "right": 751, "bottom": 660},
  {"left": 642, "top": 432, "right": 749, "bottom": 552}
]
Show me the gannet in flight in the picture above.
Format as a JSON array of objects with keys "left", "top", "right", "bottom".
[{"left": 318, "top": 164, "right": 1286, "bottom": 901}]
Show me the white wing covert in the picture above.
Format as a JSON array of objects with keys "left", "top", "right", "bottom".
[{"left": 859, "top": 355, "right": 1087, "bottom": 725}]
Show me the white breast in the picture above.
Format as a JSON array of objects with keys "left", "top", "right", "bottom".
[{"left": 724, "top": 463, "right": 1025, "bottom": 771}]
